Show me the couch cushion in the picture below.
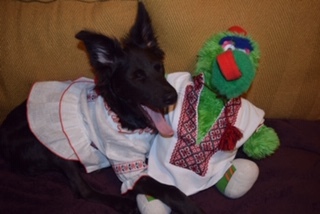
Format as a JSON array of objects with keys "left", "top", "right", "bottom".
[
  {"left": 0, "top": 0, "right": 320, "bottom": 122},
  {"left": 0, "top": 0, "right": 137, "bottom": 121},
  {"left": 144, "top": 0, "right": 320, "bottom": 120}
]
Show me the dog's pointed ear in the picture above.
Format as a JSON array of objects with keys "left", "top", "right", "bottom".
[
  {"left": 124, "top": 2, "right": 160, "bottom": 50},
  {"left": 75, "top": 31, "right": 124, "bottom": 69}
]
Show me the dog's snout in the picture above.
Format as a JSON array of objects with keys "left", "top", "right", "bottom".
[{"left": 163, "top": 91, "right": 178, "bottom": 105}]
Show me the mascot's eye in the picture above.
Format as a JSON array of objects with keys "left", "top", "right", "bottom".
[
  {"left": 222, "top": 43, "right": 235, "bottom": 52},
  {"left": 221, "top": 41, "right": 251, "bottom": 54},
  {"left": 237, "top": 48, "right": 251, "bottom": 54}
]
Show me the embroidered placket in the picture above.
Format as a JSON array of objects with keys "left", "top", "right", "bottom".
[{"left": 169, "top": 74, "right": 241, "bottom": 176}]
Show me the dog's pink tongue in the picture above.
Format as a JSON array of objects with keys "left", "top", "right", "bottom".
[{"left": 142, "top": 106, "right": 174, "bottom": 137}]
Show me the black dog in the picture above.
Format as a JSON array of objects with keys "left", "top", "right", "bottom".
[{"left": 0, "top": 2, "right": 202, "bottom": 214}]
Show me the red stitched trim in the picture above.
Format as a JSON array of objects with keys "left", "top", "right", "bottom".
[
  {"left": 169, "top": 74, "right": 241, "bottom": 176},
  {"left": 112, "top": 160, "right": 147, "bottom": 175}
]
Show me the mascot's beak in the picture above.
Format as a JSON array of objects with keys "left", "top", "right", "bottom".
[{"left": 217, "top": 50, "right": 242, "bottom": 81}]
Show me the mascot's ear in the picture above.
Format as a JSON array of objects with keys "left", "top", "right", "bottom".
[{"left": 75, "top": 30, "right": 124, "bottom": 69}]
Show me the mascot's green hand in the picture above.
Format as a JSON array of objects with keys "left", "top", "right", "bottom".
[{"left": 243, "top": 125, "right": 280, "bottom": 159}]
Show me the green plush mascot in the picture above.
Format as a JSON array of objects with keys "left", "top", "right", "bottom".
[
  {"left": 193, "top": 25, "right": 280, "bottom": 197},
  {"left": 138, "top": 26, "right": 280, "bottom": 214},
  {"left": 195, "top": 26, "right": 279, "bottom": 160}
]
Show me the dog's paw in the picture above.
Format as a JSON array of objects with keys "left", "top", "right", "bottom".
[
  {"left": 186, "top": 205, "right": 205, "bottom": 214},
  {"left": 114, "top": 198, "right": 139, "bottom": 214},
  {"left": 171, "top": 201, "right": 205, "bottom": 214}
]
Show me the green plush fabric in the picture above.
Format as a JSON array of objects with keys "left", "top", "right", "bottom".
[
  {"left": 243, "top": 125, "right": 280, "bottom": 159},
  {"left": 216, "top": 165, "right": 236, "bottom": 194},
  {"left": 196, "top": 84, "right": 224, "bottom": 144},
  {"left": 195, "top": 31, "right": 260, "bottom": 144},
  {"left": 211, "top": 50, "right": 256, "bottom": 99},
  {"left": 194, "top": 30, "right": 279, "bottom": 158},
  {"left": 195, "top": 31, "right": 260, "bottom": 99}
]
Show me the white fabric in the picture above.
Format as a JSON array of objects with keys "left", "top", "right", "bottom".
[
  {"left": 27, "top": 77, "right": 155, "bottom": 193},
  {"left": 136, "top": 194, "right": 171, "bottom": 214},
  {"left": 223, "top": 159, "right": 259, "bottom": 199},
  {"left": 147, "top": 72, "right": 265, "bottom": 196}
]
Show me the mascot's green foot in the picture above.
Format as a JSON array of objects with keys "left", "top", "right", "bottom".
[
  {"left": 136, "top": 194, "right": 171, "bottom": 214},
  {"left": 216, "top": 159, "right": 259, "bottom": 199}
]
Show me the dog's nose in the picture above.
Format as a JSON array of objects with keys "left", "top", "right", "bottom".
[{"left": 163, "top": 91, "right": 178, "bottom": 105}]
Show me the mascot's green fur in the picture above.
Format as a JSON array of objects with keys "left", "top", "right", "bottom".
[
  {"left": 195, "top": 26, "right": 279, "bottom": 159},
  {"left": 137, "top": 26, "right": 280, "bottom": 214}
]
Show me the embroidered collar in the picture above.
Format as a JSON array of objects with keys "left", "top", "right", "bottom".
[{"left": 88, "top": 88, "right": 154, "bottom": 135}]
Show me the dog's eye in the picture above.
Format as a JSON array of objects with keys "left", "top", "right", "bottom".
[
  {"left": 133, "top": 69, "right": 146, "bottom": 81},
  {"left": 154, "top": 63, "right": 163, "bottom": 72}
]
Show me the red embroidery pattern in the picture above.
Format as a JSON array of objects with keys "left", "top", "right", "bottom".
[
  {"left": 113, "top": 160, "right": 147, "bottom": 175},
  {"left": 169, "top": 74, "right": 241, "bottom": 176},
  {"left": 86, "top": 83, "right": 154, "bottom": 134},
  {"left": 104, "top": 103, "right": 155, "bottom": 134}
]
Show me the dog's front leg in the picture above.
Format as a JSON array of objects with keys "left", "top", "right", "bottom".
[
  {"left": 56, "top": 159, "right": 139, "bottom": 214},
  {"left": 132, "top": 176, "right": 204, "bottom": 214}
]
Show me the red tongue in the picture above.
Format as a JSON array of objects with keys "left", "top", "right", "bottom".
[
  {"left": 217, "top": 50, "right": 242, "bottom": 81},
  {"left": 142, "top": 106, "right": 174, "bottom": 137}
]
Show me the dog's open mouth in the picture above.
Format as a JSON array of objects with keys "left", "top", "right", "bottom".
[{"left": 142, "top": 106, "right": 174, "bottom": 137}]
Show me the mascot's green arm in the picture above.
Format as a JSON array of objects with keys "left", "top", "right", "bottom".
[{"left": 243, "top": 125, "right": 280, "bottom": 159}]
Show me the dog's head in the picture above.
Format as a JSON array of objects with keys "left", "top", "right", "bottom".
[{"left": 76, "top": 2, "right": 177, "bottom": 136}]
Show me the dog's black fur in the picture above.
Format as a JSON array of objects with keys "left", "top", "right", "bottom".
[{"left": 0, "top": 2, "right": 203, "bottom": 214}]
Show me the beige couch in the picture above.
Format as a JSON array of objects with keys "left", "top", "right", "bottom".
[
  {"left": 1, "top": 1, "right": 320, "bottom": 214},
  {"left": 1, "top": 0, "right": 319, "bottom": 123}
]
